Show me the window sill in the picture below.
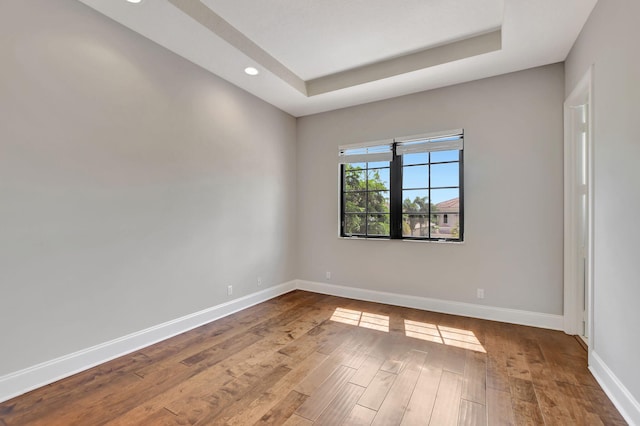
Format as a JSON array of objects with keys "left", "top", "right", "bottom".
[{"left": 338, "top": 236, "right": 464, "bottom": 244}]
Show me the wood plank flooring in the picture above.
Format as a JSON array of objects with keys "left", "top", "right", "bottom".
[{"left": 0, "top": 291, "right": 627, "bottom": 425}]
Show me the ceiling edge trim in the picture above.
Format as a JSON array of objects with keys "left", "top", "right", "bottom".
[
  {"left": 306, "top": 29, "right": 503, "bottom": 96},
  {"left": 169, "top": 1, "right": 502, "bottom": 99},
  {"left": 168, "top": 0, "right": 308, "bottom": 95}
]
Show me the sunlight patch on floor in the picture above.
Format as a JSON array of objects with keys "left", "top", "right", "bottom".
[
  {"left": 404, "top": 319, "right": 486, "bottom": 353},
  {"left": 329, "top": 307, "right": 485, "bottom": 352},
  {"left": 330, "top": 307, "right": 389, "bottom": 332}
]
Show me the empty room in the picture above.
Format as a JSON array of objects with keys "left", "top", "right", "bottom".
[{"left": 1, "top": 0, "right": 638, "bottom": 425}]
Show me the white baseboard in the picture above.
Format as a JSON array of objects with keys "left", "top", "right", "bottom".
[
  {"left": 296, "top": 280, "right": 564, "bottom": 330},
  {"left": 295, "top": 281, "right": 640, "bottom": 424},
  {"left": 0, "top": 280, "right": 296, "bottom": 404},
  {"left": 3, "top": 279, "right": 636, "bottom": 425},
  {"left": 4, "top": 278, "right": 637, "bottom": 426},
  {"left": 590, "top": 351, "right": 640, "bottom": 426},
  {"left": 0, "top": 278, "right": 608, "bottom": 410}
]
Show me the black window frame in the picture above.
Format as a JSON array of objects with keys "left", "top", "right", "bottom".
[
  {"left": 340, "top": 161, "right": 392, "bottom": 239},
  {"left": 340, "top": 135, "right": 464, "bottom": 242}
]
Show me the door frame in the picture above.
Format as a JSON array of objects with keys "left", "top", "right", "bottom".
[{"left": 563, "top": 66, "right": 594, "bottom": 346}]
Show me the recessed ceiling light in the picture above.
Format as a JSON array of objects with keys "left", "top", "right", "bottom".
[
  {"left": 244, "top": 67, "right": 259, "bottom": 76},
  {"left": 126, "top": 0, "right": 143, "bottom": 4}
]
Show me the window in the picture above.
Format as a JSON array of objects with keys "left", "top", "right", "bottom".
[
  {"left": 339, "top": 142, "right": 392, "bottom": 237},
  {"left": 339, "top": 130, "right": 463, "bottom": 241}
]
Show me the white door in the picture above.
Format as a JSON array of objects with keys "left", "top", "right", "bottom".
[
  {"left": 575, "top": 103, "right": 589, "bottom": 339},
  {"left": 564, "top": 68, "right": 593, "bottom": 343}
]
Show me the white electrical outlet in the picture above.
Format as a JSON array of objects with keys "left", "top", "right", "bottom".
[
  {"left": 257, "top": 277, "right": 262, "bottom": 287},
  {"left": 477, "top": 288, "right": 485, "bottom": 299},
  {"left": 227, "top": 285, "right": 233, "bottom": 296},
  {"left": 326, "top": 271, "right": 331, "bottom": 280}
]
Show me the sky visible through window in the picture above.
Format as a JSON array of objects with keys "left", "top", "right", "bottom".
[{"left": 353, "top": 149, "right": 459, "bottom": 204}]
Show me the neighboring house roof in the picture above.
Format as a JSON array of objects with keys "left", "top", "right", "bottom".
[{"left": 435, "top": 198, "right": 459, "bottom": 213}]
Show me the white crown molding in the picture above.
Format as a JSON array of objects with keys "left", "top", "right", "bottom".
[
  {"left": 167, "top": 0, "right": 307, "bottom": 94},
  {"left": 168, "top": 0, "right": 501, "bottom": 97},
  {"left": 306, "top": 29, "right": 502, "bottom": 96}
]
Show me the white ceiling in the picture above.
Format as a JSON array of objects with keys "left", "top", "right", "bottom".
[
  {"left": 77, "top": 0, "right": 597, "bottom": 117},
  {"left": 201, "top": 0, "right": 505, "bottom": 80}
]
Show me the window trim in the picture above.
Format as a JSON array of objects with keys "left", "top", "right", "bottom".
[{"left": 339, "top": 130, "right": 464, "bottom": 242}]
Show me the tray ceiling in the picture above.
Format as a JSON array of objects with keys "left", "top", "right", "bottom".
[{"left": 77, "top": 0, "right": 597, "bottom": 116}]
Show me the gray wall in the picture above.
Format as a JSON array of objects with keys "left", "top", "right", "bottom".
[
  {"left": 297, "top": 64, "right": 565, "bottom": 315},
  {"left": 565, "top": 0, "right": 640, "bottom": 403},
  {"left": 0, "top": 0, "right": 297, "bottom": 376}
]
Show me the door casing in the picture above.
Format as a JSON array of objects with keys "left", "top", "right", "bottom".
[{"left": 563, "top": 66, "right": 594, "bottom": 348}]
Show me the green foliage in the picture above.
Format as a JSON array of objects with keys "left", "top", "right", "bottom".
[
  {"left": 402, "top": 220, "right": 412, "bottom": 236},
  {"left": 402, "top": 196, "right": 437, "bottom": 237},
  {"left": 343, "top": 164, "right": 389, "bottom": 235},
  {"left": 452, "top": 221, "right": 460, "bottom": 238}
]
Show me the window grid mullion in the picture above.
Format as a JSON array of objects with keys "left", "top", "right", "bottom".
[
  {"left": 340, "top": 136, "right": 462, "bottom": 241},
  {"left": 340, "top": 164, "right": 346, "bottom": 236},
  {"left": 365, "top": 164, "right": 369, "bottom": 236},
  {"left": 428, "top": 152, "right": 432, "bottom": 239},
  {"left": 459, "top": 150, "right": 464, "bottom": 240},
  {"left": 390, "top": 143, "right": 402, "bottom": 239}
]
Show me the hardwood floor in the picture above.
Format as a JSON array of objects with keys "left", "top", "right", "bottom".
[{"left": 0, "top": 291, "right": 627, "bottom": 425}]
